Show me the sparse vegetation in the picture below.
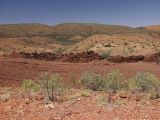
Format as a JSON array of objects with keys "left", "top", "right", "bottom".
[
  {"left": 80, "top": 71, "right": 160, "bottom": 101},
  {"left": 128, "top": 47, "right": 134, "bottom": 53},
  {"left": 129, "top": 72, "right": 159, "bottom": 92},
  {"left": 18, "top": 71, "right": 158, "bottom": 103},
  {"left": 104, "top": 70, "right": 126, "bottom": 93},
  {"left": 38, "top": 72, "right": 64, "bottom": 102},
  {"left": 1, "top": 14, "right": 160, "bottom": 120},
  {"left": 100, "top": 49, "right": 112, "bottom": 59},
  {"left": 80, "top": 70, "right": 126, "bottom": 93},
  {"left": 21, "top": 79, "right": 40, "bottom": 98},
  {"left": 54, "top": 47, "right": 66, "bottom": 55},
  {"left": 129, "top": 72, "right": 160, "bottom": 99},
  {"left": 55, "top": 35, "right": 78, "bottom": 45},
  {"left": 22, "top": 79, "right": 39, "bottom": 92},
  {"left": 80, "top": 72, "right": 105, "bottom": 91},
  {"left": 1, "top": 23, "right": 160, "bottom": 56}
]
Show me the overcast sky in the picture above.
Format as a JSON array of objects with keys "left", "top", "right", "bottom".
[{"left": 0, "top": 0, "right": 160, "bottom": 27}]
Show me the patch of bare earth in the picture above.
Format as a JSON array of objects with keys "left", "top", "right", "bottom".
[
  {"left": 0, "top": 56, "right": 160, "bottom": 86},
  {"left": 0, "top": 57, "right": 160, "bottom": 120}
]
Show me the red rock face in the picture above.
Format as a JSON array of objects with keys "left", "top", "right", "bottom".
[
  {"left": 107, "top": 55, "right": 145, "bottom": 63},
  {"left": 9, "top": 51, "right": 102, "bottom": 63},
  {"left": 8, "top": 51, "right": 160, "bottom": 63},
  {"left": 144, "top": 53, "right": 160, "bottom": 62},
  {"left": 108, "top": 53, "right": 160, "bottom": 63}
]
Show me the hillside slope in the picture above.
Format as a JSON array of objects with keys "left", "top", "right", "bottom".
[
  {"left": 0, "top": 23, "right": 53, "bottom": 38},
  {"left": 143, "top": 25, "right": 160, "bottom": 32},
  {"left": 52, "top": 23, "right": 137, "bottom": 34},
  {"left": 0, "top": 23, "right": 160, "bottom": 56}
]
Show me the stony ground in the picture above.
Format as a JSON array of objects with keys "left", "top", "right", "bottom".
[
  {"left": 0, "top": 88, "right": 160, "bottom": 120},
  {"left": 0, "top": 56, "right": 160, "bottom": 120}
]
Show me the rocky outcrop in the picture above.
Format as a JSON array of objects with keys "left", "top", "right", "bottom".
[
  {"left": 9, "top": 51, "right": 160, "bottom": 63},
  {"left": 107, "top": 55, "right": 145, "bottom": 63},
  {"left": 10, "top": 51, "right": 101, "bottom": 63}
]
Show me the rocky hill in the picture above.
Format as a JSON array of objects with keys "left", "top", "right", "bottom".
[{"left": 0, "top": 23, "right": 160, "bottom": 56}]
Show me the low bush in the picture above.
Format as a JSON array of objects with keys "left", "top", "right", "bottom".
[
  {"left": 80, "top": 72, "right": 105, "bottom": 91},
  {"left": 54, "top": 47, "right": 66, "bottom": 55},
  {"left": 129, "top": 72, "right": 160, "bottom": 92},
  {"left": 129, "top": 72, "right": 160, "bottom": 99},
  {"left": 38, "top": 72, "right": 64, "bottom": 102},
  {"left": 21, "top": 79, "right": 39, "bottom": 93},
  {"left": 21, "top": 79, "right": 40, "bottom": 98},
  {"left": 80, "top": 70, "right": 126, "bottom": 92},
  {"left": 100, "top": 49, "right": 112, "bottom": 59},
  {"left": 104, "top": 70, "right": 126, "bottom": 93}
]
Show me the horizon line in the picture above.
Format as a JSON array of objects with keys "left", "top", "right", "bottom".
[{"left": 0, "top": 22, "right": 159, "bottom": 28}]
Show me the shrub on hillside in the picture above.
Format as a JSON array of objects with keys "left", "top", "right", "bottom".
[
  {"left": 54, "top": 47, "right": 66, "bottom": 55},
  {"left": 100, "top": 49, "right": 112, "bottom": 59}
]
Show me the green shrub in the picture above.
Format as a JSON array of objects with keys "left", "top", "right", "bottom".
[
  {"left": 104, "top": 70, "right": 126, "bottom": 93},
  {"left": 129, "top": 72, "right": 160, "bottom": 92},
  {"left": 100, "top": 49, "right": 112, "bottom": 59},
  {"left": 54, "top": 47, "right": 66, "bottom": 55},
  {"left": 21, "top": 79, "right": 39, "bottom": 99},
  {"left": 80, "top": 72, "right": 105, "bottom": 91},
  {"left": 21, "top": 79, "right": 39, "bottom": 92},
  {"left": 129, "top": 72, "right": 160, "bottom": 99},
  {"left": 38, "top": 72, "right": 64, "bottom": 102},
  {"left": 128, "top": 47, "right": 134, "bottom": 53}
]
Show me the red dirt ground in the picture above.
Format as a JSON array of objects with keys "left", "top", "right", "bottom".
[
  {"left": 0, "top": 56, "right": 160, "bottom": 87},
  {"left": 0, "top": 57, "right": 160, "bottom": 120},
  {"left": 0, "top": 89, "right": 160, "bottom": 120}
]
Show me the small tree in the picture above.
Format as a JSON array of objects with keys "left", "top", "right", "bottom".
[{"left": 38, "top": 72, "right": 64, "bottom": 102}]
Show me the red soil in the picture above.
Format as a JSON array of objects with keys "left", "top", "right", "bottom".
[
  {"left": 1, "top": 91, "right": 160, "bottom": 120},
  {"left": 0, "top": 56, "right": 160, "bottom": 120},
  {"left": 0, "top": 56, "right": 160, "bottom": 87}
]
